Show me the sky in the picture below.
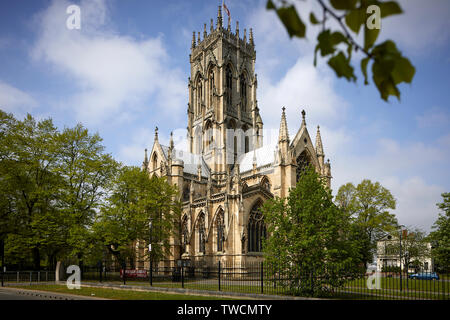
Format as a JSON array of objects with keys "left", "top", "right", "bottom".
[{"left": 0, "top": 0, "right": 449, "bottom": 233}]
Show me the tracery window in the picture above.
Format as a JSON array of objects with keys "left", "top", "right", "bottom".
[
  {"left": 216, "top": 210, "right": 224, "bottom": 252},
  {"left": 198, "top": 213, "right": 206, "bottom": 254},
  {"left": 196, "top": 79, "right": 203, "bottom": 116},
  {"left": 240, "top": 74, "right": 247, "bottom": 111},
  {"left": 209, "top": 69, "right": 215, "bottom": 108},
  {"left": 181, "top": 216, "right": 189, "bottom": 254},
  {"left": 247, "top": 201, "right": 266, "bottom": 253},
  {"left": 226, "top": 65, "right": 233, "bottom": 107},
  {"left": 296, "top": 151, "right": 311, "bottom": 182}
]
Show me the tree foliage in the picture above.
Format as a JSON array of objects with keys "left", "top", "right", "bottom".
[
  {"left": 429, "top": 193, "right": 450, "bottom": 272},
  {"left": 267, "top": 0, "right": 415, "bottom": 101},
  {"left": 93, "top": 166, "right": 181, "bottom": 266},
  {"left": 0, "top": 110, "right": 118, "bottom": 269},
  {"left": 335, "top": 179, "right": 398, "bottom": 267},
  {"left": 262, "top": 166, "right": 359, "bottom": 296}
]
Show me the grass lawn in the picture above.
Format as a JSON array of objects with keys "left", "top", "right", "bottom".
[{"left": 10, "top": 284, "right": 233, "bottom": 300}]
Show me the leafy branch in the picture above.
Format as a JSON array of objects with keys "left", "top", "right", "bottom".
[{"left": 267, "top": 0, "right": 415, "bottom": 101}]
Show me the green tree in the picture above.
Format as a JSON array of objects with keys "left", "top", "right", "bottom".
[
  {"left": 429, "top": 193, "right": 450, "bottom": 272},
  {"left": 53, "top": 124, "right": 118, "bottom": 268},
  {"left": 94, "top": 166, "right": 181, "bottom": 267},
  {"left": 0, "top": 110, "right": 118, "bottom": 270},
  {"left": 266, "top": 0, "right": 415, "bottom": 101},
  {"left": 0, "top": 113, "right": 61, "bottom": 270},
  {"left": 336, "top": 180, "right": 398, "bottom": 267},
  {"left": 262, "top": 166, "right": 359, "bottom": 296}
]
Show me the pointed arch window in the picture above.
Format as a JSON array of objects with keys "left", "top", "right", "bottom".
[
  {"left": 196, "top": 78, "right": 203, "bottom": 116},
  {"left": 216, "top": 210, "right": 224, "bottom": 252},
  {"left": 226, "top": 65, "right": 233, "bottom": 107},
  {"left": 198, "top": 213, "right": 206, "bottom": 254},
  {"left": 240, "top": 74, "right": 247, "bottom": 111},
  {"left": 209, "top": 69, "right": 215, "bottom": 108},
  {"left": 152, "top": 153, "right": 158, "bottom": 171},
  {"left": 181, "top": 216, "right": 189, "bottom": 254},
  {"left": 247, "top": 201, "right": 266, "bottom": 253},
  {"left": 205, "top": 121, "right": 213, "bottom": 150},
  {"left": 296, "top": 151, "right": 311, "bottom": 182}
]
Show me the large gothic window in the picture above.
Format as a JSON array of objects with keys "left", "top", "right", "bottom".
[
  {"left": 152, "top": 153, "right": 158, "bottom": 171},
  {"left": 226, "top": 65, "right": 233, "bottom": 107},
  {"left": 205, "top": 121, "right": 213, "bottom": 150},
  {"left": 296, "top": 151, "right": 311, "bottom": 182},
  {"left": 196, "top": 79, "right": 202, "bottom": 116},
  {"left": 198, "top": 213, "right": 206, "bottom": 254},
  {"left": 240, "top": 74, "right": 247, "bottom": 111},
  {"left": 209, "top": 69, "right": 215, "bottom": 108},
  {"left": 216, "top": 210, "right": 224, "bottom": 252},
  {"left": 247, "top": 201, "right": 266, "bottom": 253},
  {"left": 181, "top": 216, "right": 189, "bottom": 254}
]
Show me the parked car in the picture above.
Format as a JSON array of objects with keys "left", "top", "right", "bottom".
[{"left": 408, "top": 272, "right": 439, "bottom": 280}]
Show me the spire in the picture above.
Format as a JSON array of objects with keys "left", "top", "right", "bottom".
[
  {"left": 217, "top": 6, "right": 223, "bottom": 29},
  {"left": 198, "top": 32, "right": 201, "bottom": 44},
  {"left": 203, "top": 23, "right": 207, "bottom": 39},
  {"left": 154, "top": 126, "right": 158, "bottom": 141},
  {"left": 249, "top": 28, "right": 254, "bottom": 46},
  {"left": 169, "top": 131, "right": 174, "bottom": 150},
  {"left": 236, "top": 21, "right": 239, "bottom": 37},
  {"left": 278, "top": 107, "right": 289, "bottom": 143},
  {"left": 143, "top": 148, "right": 148, "bottom": 168},
  {"left": 243, "top": 29, "right": 247, "bottom": 43},
  {"left": 315, "top": 125, "right": 324, "bottom": 156},
  {"left": 191, "top": 31, "right": 196, "bottom": 48},
  {"left": 301, "top": 109, "right": 306, "bottom": 127},
  {"left": 210, "top": 19, "right": 214, "bottom": 33}
]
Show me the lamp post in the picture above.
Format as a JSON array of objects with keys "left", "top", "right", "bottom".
[
  {"left": 398, "top": 224, "right": 406, "bottom": 292},
  {"left": 1, "top": 238, "right": 4, "bottom": 287},
  {"left": 149, "top": 219, "right": 153, "bottom": 286}
]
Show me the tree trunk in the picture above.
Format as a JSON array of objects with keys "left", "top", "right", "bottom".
[{"left": 32, "top": 247, "right": 40, "bottom": 271}]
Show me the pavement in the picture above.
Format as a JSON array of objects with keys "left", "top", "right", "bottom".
[{"left": 0, "top": 286, "right": 109, "bottom": 300}]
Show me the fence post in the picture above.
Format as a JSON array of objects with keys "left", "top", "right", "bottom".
[
  {"left": 218, "top": 261, "right": 221, "bottom": 291},
  {"left": 150, "top": 259, "right": 153, "bottom": 286},
  {"left": 260, "top": 261, "right": 264, "bottom": 294},
  {"left": 29, "top": 271, "right": 32, "bottom": 286},
  {"left": 46, "top": 271, "right": 48, "bottom": 282},
  {"left": 122, "top": 263, "right": 126, "bottom": 285},
  {"left": 17, "top": 271, "right": 19, "bottom": 283},
  {"left": 38, "top": 271, "right": 40, "bottom": 283}
]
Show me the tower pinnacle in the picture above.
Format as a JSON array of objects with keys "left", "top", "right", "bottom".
[
  {"left": 315, "top": 125, "right": 324, "bottom": 157},
  {"left": 278, "top": 107, "right": 289, "bottom": 143}
]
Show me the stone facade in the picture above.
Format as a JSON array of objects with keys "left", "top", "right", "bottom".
[{"left": 139, "top": 8, "right": 332, "bottom": 268}]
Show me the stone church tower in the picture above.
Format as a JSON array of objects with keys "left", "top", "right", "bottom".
[{"left": 139, "top": 7, "right": 332, "bottom": 268}]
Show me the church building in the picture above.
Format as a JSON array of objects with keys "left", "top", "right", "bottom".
[{"left": 140, "top": 7, "right": 332, "bottom": 268}]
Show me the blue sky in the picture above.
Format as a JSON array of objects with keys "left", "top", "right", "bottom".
[{"left": 0, "top": 0, "right": 449, "bottom": 232}]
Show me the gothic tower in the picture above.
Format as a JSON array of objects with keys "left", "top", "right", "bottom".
[{"left": 187, "top": 6, "right": 262, "bottom": 173}]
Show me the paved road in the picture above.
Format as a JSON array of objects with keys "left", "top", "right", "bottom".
[{"left": 0, "top": 288, "right": 50, "bottom": 300}]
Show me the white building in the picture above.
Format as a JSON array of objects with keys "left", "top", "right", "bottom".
[{"left": 376, "top": 235, "right": 433, "bottom": 272}]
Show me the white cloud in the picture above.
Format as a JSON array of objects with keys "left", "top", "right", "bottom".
[
  {"left": 31, "top": 0, "right": 186, "bottom": 126},
  {"left": 331, "top": 135, "right": 449, "bottom": 232},
  {"left": 381, "top": 176, "right": 443, "bottom": 232},
  {"left": 0, "top": 81, "right": 37, "bottom": 115},
  {"left": 379, "top": 0, "right": 450, "bottom": 54},
  {"left": 416, "top": 106, "right": 450, "bottom": 128}
]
